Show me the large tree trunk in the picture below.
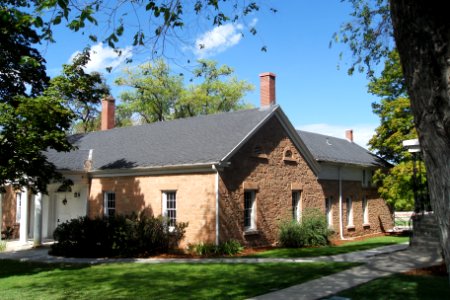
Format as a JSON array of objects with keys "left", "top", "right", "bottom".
[{"left": 390, "top": 1, "right": 450, "bottom": 278}]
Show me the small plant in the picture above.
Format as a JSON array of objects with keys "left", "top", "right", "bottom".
[
  {"left": 278, "top": 208, "right": 332, "bottom": 248},
  {"left": 0, "top": 240, "right": 6, "bottom": 252},
  {"left": 188, "top": 239, "right": 244, "bottom": 256},
  {"left": 1, "top": 226, "right": 14, "bottom": 240}
]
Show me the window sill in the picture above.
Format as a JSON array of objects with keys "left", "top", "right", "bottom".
[
  {"left": 363, "top": 223, "right": 371, "bottom": 228},
  {"left": 346, "top": 225, "right": 355, "bottom": 230},
  {"left": 283, "top": 157, "right": 297, "bottom": 163},
  {"left": 244, "top": 229, "right": 259, "bottom": 236}
]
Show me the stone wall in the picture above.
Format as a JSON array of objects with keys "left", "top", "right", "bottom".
[
  {"left": 320, "top": 179, "right": 393, "bottom": 238},
  {"left": 219, "top": 116, "right": 324, "bottom": 247},
  {"left": 88, "top": 173, "right": 217, "bottom": 248}
]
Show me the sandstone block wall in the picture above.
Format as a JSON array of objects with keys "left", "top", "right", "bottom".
[{"left": 88, "top": 173, "right": 217, "bottom": 248}]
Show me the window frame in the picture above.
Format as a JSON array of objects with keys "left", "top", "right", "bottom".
[
  {"left": 325, "top": 196, "right": 333, "bottom": 227},
  {"left": 16, "top": 193, "right": 21, "bottom": 223},
  {"left": 292, "top": 191, "right": 301, "bottom": 222},
  {"left": 346, "top": 196, "right": 354, "bottom": 227},
  {"left": 103, "top": 191, "right": 116, "bottom": 217},
  {"left": 162, "top": 191, "right": 177, "bottom": 229},
  {"left": 362, "top": 195, "right": 369, "bottom": 225},
  {"left": 244, "top": 190, "right": 256, "bottom": 231}
]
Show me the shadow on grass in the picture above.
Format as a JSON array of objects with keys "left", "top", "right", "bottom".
[
  {"left": 0, "top": 261, "right": 359, "bottom": 299},
  {"left": 0, "top": 259, "right": 89, "bottom": 278},
  {"left": 337, "top": 273, "right": 450, "bottom": 300}
]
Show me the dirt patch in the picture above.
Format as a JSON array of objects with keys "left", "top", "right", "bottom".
[{"left": 404, "top": 263, "right": 448, "bottom": 277}]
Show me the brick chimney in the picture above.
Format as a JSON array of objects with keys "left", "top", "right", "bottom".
[
  {"left": 259, "top": 72, "right": 276, "bottom": 107},
  {"left": 101, "top": 95, "right": 115, "bottom": 130},
  {"left": 345, "top": 129, "right": 354, "bottom": 142}
]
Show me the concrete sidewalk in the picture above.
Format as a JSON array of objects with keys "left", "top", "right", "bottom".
[{"left": 251, "top": 247, "right": 443, "bottom": 300}]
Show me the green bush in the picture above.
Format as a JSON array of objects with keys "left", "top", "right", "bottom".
[
  {"left": 0, "top": 240, "right": 6, "bottom": 252},
  {"left": 188, "top": 239, "right": 244, "bottom": 256},
  {"left": 279, "top": 208, "right": 332, "bottom": 248},
  {"left": 51, "top": 213, "right": 188, "bottom": 258}
]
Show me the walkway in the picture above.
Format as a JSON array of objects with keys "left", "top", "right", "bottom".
[{"left": 0, "top": 241, "right": 443, "bottom": 300}]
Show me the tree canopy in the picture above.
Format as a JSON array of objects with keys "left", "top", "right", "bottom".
[{"left": 115, "top": 59, "right": 253, "bottom": 124}]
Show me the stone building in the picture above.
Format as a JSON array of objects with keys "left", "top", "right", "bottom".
[{"left": 0, "top": 73, "right": 393, "bottom": 247}]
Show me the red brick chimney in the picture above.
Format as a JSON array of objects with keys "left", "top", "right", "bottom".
[
  {"left": 345, "top": 129, "right": 354, "bottom": 142},
  {"left": 101, "top": 95, "right": 115, "bottom": 130},
  {"left": 259, "top": 72, "right": 276, "bottom": 107}
]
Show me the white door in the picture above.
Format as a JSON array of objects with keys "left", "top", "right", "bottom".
[{"left": 55, "top": 193, "right": 86, "bottom": 227}]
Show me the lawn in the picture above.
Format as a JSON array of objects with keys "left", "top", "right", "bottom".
[
  {"left": 245, "top": 235, "right": 409, "bottom": 258},
  {"left": 336, "top": 273, "right": 450, "bottom": 299},
  {"left": 0, "top": 260, "right": 358, "bottom": 300}
]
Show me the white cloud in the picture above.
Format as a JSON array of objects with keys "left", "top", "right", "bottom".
[
  {"left": 193, "top": 23, "right": 244, "bottom": 58},
  {"left": 296, "top": 123, "right": 378, "bottom": 149},
  {"left": 69, "top": 43, "right": 132, "bottom": 73}
]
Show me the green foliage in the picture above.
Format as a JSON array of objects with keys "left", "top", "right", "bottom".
[
  {"left": 188, "top": 239, "right": 244, "bottom": 256},
  {"left": 115, "top": 59, "right": 184, "bottom": 123},
  {"left": 1, "top": 226, "right": 14, "bottom": 240},
  {"left": 278, "top": 209, "right": 332, "bottom": 248},
  {"left": 334, "top": 0, "right": 392, "bottom": 76},
  {"left": 0, "top": 240, "right": 6, "bottom": 252},
  {"left": 51, "top": 214, "right": 188, "bottom": 257},
  {"left": 48, "top": 50, "right": 110, "bottom": 133},
  {"left": 367, "top": 50, "right": 428, "bottom": 211},
  {"left": 115, "top": 59, "right": 253, "bottom": 125}
]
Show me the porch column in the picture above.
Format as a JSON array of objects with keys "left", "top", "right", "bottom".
[
  {"left": 33, "top": 192, "right": 43, "bottom": 246},
  {"left": 19, "top": 188, "right": 29, "bottom": 244}
]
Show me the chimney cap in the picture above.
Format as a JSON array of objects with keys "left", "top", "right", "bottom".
[
  {"left": 103, "top": 95, "right": 115, "bottom": 102},
  {"left": 259, "top": 72, "right": 276, "bottom": 77}
]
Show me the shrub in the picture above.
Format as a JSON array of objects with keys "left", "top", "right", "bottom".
[
  {"left": 279, "top": 208, "right": 332, "bottom": 248},
  {"left": 51, "top": 213, "right": 188, "bottom": 258},
  {"left": 1, "top": 226, "right": 14, "bottom": 240},
  {"left": 0, "top": 240, "right": 6, "bottom": 252},
  {"left": 188, "top": 239, "right": 244, "bottom": 256}
]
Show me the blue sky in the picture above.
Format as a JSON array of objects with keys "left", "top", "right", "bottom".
[{"left": 38, "top": 1, "right": 381, "bottom": 147}]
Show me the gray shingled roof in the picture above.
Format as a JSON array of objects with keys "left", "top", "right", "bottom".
[
  {"left": 297, "top": 130, "right": 388, "bottom": 167},
  {"left": 45, "top": 106, "right": 277, "bottom": 171}
]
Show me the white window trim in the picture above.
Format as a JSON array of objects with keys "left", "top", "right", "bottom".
[
  {"left": 103, "top": 191, "right": 116, "bottom": 217},
  {"left": 326, "top": 196, "right": 333, "bottom": 227},
  {"left": 244, "top": 191, "right": 256, "bottom": 231},
  {"left": 162, "top": 191, "right": 177, "bottom": 231},
  {"left": 362, "top": 195, "right": 369, "bottom": 225},
  {"left": 346, "top": 196, "right": 354, "bottom": 227},
  {"left": 16, "top": 193, "right": 21, "bottom": 223},
  {"left": 292, "top": 191, "right": 301, "bottom": 222}
]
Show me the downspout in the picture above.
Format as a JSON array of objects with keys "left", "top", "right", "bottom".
[
  {"left": 338, "top": 166, "right": 345, "bottom": 240},
  {"left": 212, "top": 165, "right": 220, "bottom": 246}
]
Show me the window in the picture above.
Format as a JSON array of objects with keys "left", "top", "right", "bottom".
[
  {"left": 325, "top": 196, "right": 333, "bottom": 226},
  {"left": 362, "top": 195, "right": 369, "bottom": 224},
  {"left": 16, "top": 193, "right": 21, "bottom": 223},
  {"left": 104, "top": 192, "right": 116, "bottom": 217},
  {"left": 244, "top": 191, "right": 256, "bottom": 230},
  {"left": 346, "top": 196, "right": 353, "bottom": 226},
  {"left": 162, "top": 191, "right": 177, "bottom": 228},
  {"left": 292, "top": 191, "right": 301, "bottom": 222}
]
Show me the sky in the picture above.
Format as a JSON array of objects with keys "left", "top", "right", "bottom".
[{"left": 38, "top": 1, "right": 382, "bottom": 148}]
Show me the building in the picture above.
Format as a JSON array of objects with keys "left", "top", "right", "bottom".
[{"left": 0, "top": 73, "right": 393, "bottom": 247}]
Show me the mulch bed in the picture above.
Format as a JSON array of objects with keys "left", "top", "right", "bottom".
[{"left": 404, "top": 263, "right": 448, "bottom": 277}]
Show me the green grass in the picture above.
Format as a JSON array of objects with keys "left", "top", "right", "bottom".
[
  {"left": 336, "top": 273, "right": 450, "bottom": 300},
  {"left": 245, "top": 236, "right": 409, "bottom": 258},
  {"left": 0, "top": 260, "right": 358, "bottom": 300},
  {"left": 0, "top": 240, "right": 6, "bottom": 252}
]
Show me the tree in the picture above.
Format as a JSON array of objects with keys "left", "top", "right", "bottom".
[
  {"left": 115, "top": 59, "right": 183, "bottom": 123},
  {"left": 115, "top": 59, "right": 253, "bottom": 123},
  {"left": 0, "top": 2, "right": 74, "bottom": 193},
  {"left": 175, "top": 59, "right": 253, "bottom": 118},
  {"left": 49, "top": 50, "right": 110, "bottom": 133},
  {"left": 339, "top": 0, "right": 450, "bottom": 278}
]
